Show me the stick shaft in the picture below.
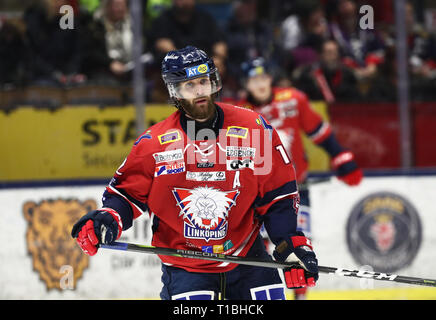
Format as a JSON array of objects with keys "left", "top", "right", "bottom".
[{"left": 100, "top": 241, "right": 436, "bottom": 287}]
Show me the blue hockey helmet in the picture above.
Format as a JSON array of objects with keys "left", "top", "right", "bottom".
[
  {"left": 240, "top": 57, "right": 270, "bottom": 80},
  {"left": 161, "top": 46, "right": 222, "bottom": 99}
]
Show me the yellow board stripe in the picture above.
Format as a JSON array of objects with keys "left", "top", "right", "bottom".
[{"left": 286, "top": 288, "right": 436, "bottom": 300}]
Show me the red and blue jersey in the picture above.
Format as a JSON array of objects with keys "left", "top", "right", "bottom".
[
  {"left": 102, "top": 102, "right": 299, "bottom": 273},
  {"left": 238, "top": 87, "right": 334, "bottom": 183}
]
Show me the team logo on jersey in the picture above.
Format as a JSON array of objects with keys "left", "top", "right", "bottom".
[
  {"left": 346, "top": 192, "right": 422, "bottom": 273},
  {"left": 155, "top": 162, "right": 185, "bottom": 177},
  {"left": 173, "top": 186, "right": 240, "bottom": 242},
  {"left": 226, "top": 126, "right": 248, "bottom": 139},
  {"left": 158, "top": 130, "right": 181, "bottom": 145}
]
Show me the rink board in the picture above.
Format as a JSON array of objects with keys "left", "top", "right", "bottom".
[
  {"left": 0, "top": 105, "right": 175, "bottom": 181},
  {"left": 0, "top": 101, "right": 329, "bottom": 182},
  {"left": 0, "top": 175, "right": 435, "bottom": 299}
]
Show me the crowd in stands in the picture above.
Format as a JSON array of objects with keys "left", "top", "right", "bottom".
[{"left": 0, "top": 0, "right": 435, "bottom": 105}]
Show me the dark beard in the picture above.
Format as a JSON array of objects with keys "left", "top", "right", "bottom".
[
  {"left": 181, "top": 106, "right": 220, "bottom": 141},
  {"left": 178, "top": 97, "right": 216, "bottom": 122}
]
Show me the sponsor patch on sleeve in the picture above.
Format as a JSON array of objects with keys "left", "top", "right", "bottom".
[{"left": 158, "top": 130, "right": 181, "bottom": 145}]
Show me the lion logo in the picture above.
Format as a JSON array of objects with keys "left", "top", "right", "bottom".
[
  {"left": 173, "top": 186, "right": 239, "bottom": 242},
  {"left": 23, "top": 198, "right": 97, "bottom": 290}
]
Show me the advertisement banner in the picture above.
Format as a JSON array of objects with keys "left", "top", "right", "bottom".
[
  {"left": 0, "top": 102, "right": 332, "bottom": 183},
  {"left": 0, "top": 105, "right": 175, "bottom": 181},
  {"left": 0, "top": 185, "right": 162, "bottom": 299},
  {"left": 329, "top": 103, "right": 401, "bottom": 168},
  {"left": 0, "top": 175, "right": 435, "bottom": 299},
  {"left": 310, "top": 175, "right": 436, "bottom": 293}
]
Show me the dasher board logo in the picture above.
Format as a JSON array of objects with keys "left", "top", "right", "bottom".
[
  {"left": 346, "top": 192, "right": 422, "bottom": 273},
  {"left": 173, "top": 186, "right": 239, "bottom": 242},
  {"left": 23, "top": 199, "right": 96, "bottom": 290}
]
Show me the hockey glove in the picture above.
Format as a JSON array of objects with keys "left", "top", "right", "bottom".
[
  {"left": 331, "top": 151, "right": 363, "bottom": 186},
  {"left": 71, "top": 208, "right": 122, "bottom": 256},
  {"left": 273, "top": 232, "right": 318, "bottom": 289}
]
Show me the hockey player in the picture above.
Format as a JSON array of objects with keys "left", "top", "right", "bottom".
[
  {"left": 71, "top": 46, "right": 318, "bottom": 300},
  {"left": 238, "top": 57, "right": 363, "bottom": 299}
]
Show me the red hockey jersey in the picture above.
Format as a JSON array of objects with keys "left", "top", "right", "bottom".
[
  {"left": 239, "top": 87, "right": 332, "bottom": 183},
  {"left": 104, "top": 102, "right": 299, "bottom": 273}
]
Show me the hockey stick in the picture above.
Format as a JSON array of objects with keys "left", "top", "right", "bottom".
[{"left": 100, "top": 241, "right": 436, "bottom": 287}]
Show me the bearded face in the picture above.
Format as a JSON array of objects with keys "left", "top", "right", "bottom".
[
  {"left": 177, "top": 96, "right": 216, "bottom": 122},
  {"left": 175, "top": 76, "right": 217, "bottom": 122}
]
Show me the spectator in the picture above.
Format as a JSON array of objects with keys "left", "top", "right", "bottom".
[
  {"left": 403, "top": 1, "right": 436, "bottom": 84},
  {"left": 213, "top": 53, "right": 244, "bottom": 103},
  {"left": 79, "top": 0, "right": 101, "bottom": 13},
  {"left": 147, "top": 0, "right": 227, "bottom": 61},
  {"left": 224, "top": 0, "right": 279, "bottom": 82},
  {"left": 328, "top": 0, "right": 385, "bottom": 82},
  {"left": 365, "top": 1, "right": 436, "bottom": 102},
  {"left": 144, "top": 0, "right": 172, "bottom": 30},
  {"left": 293, "top": 39, "right": 361, "bottom": 103},
  {"left": 280, "top": 0, "right": 329, "bottom": 69},
  {"left": 362, "top": 44, "right": 397, "bottom": 102},
  {"left": 403, "top": 1, "right": 436, "bottom": 101},
  {"left": 94, "top": 0, "right": 134, "bottom": 79},
  {"left": 76, "top": 6, "right": 113, "bottom": 83},
  {"left": 23, "top": 0, "right": 86, "bottom": 85},
  {"left": 146, "top": 0, "right": 227, "bottom": 102},
  {"left": 0, "top": 19, "right": 30, "bottom": 86}
]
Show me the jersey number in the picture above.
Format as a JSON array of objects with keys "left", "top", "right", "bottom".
[{"left": 275, "top": 145, "right": 291, "bottom": 165}]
